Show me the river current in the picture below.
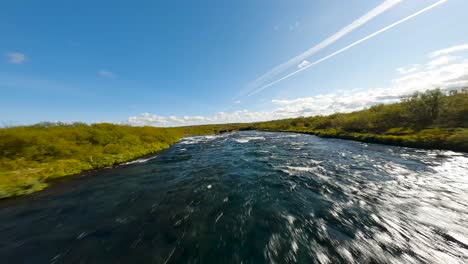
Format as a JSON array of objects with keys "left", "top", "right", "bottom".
[{"left": 1, "top": 131, "right": 467, "bottom": 263}]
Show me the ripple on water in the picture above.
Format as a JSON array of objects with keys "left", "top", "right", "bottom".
[{"left": 233, "top": 136, "right": 266, "bottom": 143}]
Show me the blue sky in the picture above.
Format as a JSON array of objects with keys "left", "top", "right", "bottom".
[{"left": 1, "top": 0, "right": 468, "bottom": 126}]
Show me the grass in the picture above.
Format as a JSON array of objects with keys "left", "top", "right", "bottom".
[{"left": 0, "top": 123, "right": 249, "bottom": 199}]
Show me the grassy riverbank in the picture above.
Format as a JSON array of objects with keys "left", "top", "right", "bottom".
[
  {"left": 254, "top": 90, "right": 468, "bottom": 152},
  {"left": 257, "top": 127, "right": 468, "bottom": 152},
  {"left": 1, "top": 89, "right": 467, "bottom": 199},
  {"left": 0, "top": 123, "right": 247, "bottom": 199}
]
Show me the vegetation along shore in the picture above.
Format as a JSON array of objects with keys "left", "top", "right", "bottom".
[
  {"left": 0, "top": 123, "right": 248, "bottom": 199},
  {"left": 1, "top": 89, "right": 467, "bottom": 199},
  {"left": 255, "top": 89, "right": 468, "bottom": 152}
]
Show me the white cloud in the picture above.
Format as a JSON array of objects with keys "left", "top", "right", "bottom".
[
  {"left": 234, "top": 100, "right": 241, "bottom": 104},
  {"left": 289, "top": 21, "right": 301, "bottom": 31},
  {"left": 270, "top": 88, "right": 401, "bottom": 116},
  {"left": 98, "top": 69, "right": 116, "bottom": 78},
  {"left": 127, "top": 46, "right": 468, "bottom": 127},
  {"left": 427, "top": 55, "right": 458, "bottom": 68},
  {"left": 297, "top": 60, "right": 311, "bottom": 69},
  {"left": 244, "top": 0, "right": 402, "bottom": 95},
  {"left": 396, "top": 64, "right": 420, "bottom": 74},
  {"left": 128, "top": 111, "right": 276, "bottom": 127},
  {"left": 6, "top": 52, "right": 26, "bottom": 64},
  {"left": 430, "top": 44, "right": 468, "bottom": 58}
]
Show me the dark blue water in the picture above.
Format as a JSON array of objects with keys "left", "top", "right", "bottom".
[{"left": 1, "top": 131, "right": 468, "bottom": 263}]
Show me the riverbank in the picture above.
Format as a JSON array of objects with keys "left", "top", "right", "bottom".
[
  {"left": 253, "top": 90, "right": 467, "bottom": 152},
  {"left": 0, "top": 123, "right": 249, "bottom": 199},
  {"left": 0, "top": 144, "right": 173, "bottom": 199},
  {"left": 1, "top": 125, "right": 466, "bottom": 200},
  {"left": 258, "top": 127, "right": 468, "bottom": 152}
]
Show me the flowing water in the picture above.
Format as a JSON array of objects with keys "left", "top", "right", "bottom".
[{"left": 1, "top": 131, "right": 468, "bottom": 263}]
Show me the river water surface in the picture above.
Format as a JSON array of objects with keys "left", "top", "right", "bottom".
[{"left": 1, "top": 131, "right": 468, "bottom": 263}]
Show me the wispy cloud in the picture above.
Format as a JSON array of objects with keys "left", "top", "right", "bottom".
[
  {"left": 289, "top": 21, "right": 301, "bottom": 31},
  {"left": 244, "top": 0, "right": 402, "bottom": 96},
  {"left": 427, "top": 55, "right": 458, "bottom": 68},
  {"left": 396, "top": 64, "right": 420, "bottom": 74},
  {"left": 270, "top": 49, "right": 468, "bottom": 116},
  {"left": 297, "top": 60, "right": 311, "bottom": 69},
  {"left": 98, "top": 69, "right": 116, "bottom": 79},
  {"left": 430, "top": 44, "right": 468, "bottom": 57},
  {"left": 250, "top": 0, "right": 449, "bottom": 96},
  {"left": 127, "top": 44, "right": 468, "bottom": 127},
  {"left": 5, "top": 52, "right": 26, "bottom": 64}
]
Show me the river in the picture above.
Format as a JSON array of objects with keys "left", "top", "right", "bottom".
[{"left": 1, "top": 131, "right": 467, "bottom": 263}]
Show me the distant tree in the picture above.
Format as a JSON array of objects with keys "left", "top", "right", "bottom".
[
  {"left": 403, "top": 89, "right": 445, "bottom": 127},
  {"left": 439, "top": 93, "right": 468, "bottom": 127}
]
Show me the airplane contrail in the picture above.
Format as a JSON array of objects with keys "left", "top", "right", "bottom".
[
  {"left": 242, "top": 0, "right": 403, "bottom": 96},
  {"left": 249, "top": 0, "right": 449, "bottom": 96}
]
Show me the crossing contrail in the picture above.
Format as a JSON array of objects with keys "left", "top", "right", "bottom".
[
  {"left": 243, "top": 0, "right": 403, "bottom": 96},
  {"left": 248, "top": 0, "right": 448, "bottom": 96}
]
